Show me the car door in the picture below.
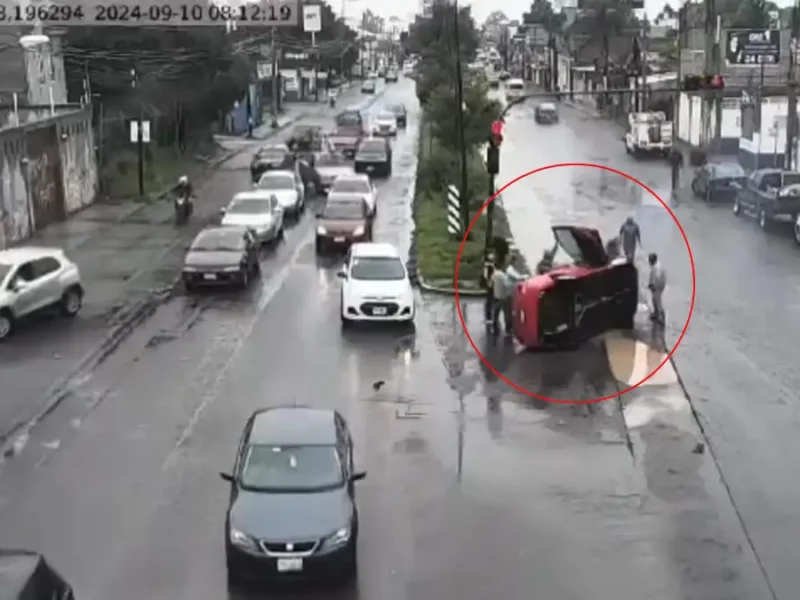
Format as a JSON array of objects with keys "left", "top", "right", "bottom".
[
  {"left": 743, "top": 172, "right": 761, "bottom": 208},
  {"left": 695, "top": 165, "right": 709, "bottom": 195},
  {"left": 18, "top": 257, "right": 62, "bottom": 314}
]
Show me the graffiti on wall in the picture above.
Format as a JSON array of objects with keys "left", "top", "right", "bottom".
[{"left": 26, "top": 124, "right": 64, "bottom": 230}]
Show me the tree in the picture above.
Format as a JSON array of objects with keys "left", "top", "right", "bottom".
[
  {"left": 654, "top": 3, "right": 677, "bottom": 25},
  {"left": 523, "top": 0, "right": 564, "bottom": 32},
  {"left": 425, "top": 78, "right": 501, "bottom": 155}
]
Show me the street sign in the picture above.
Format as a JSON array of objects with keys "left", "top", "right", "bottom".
[
  {"left": 303, "top": 5, "right": 321, "bottom": 33},
  {"left": 726, "top": 30, "right": 780, "bottom": 66}
]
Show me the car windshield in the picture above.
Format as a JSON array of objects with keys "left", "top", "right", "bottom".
[
  {"left": 323, "top": 202, "right": 363, "bottom": 219},
  {"left": 257, "top": 174, "right": 294, "bottom": 190},
  {"left": 238, "top": 444, "right": 343, "bottom": 491},
  {"left": 712, "top": 163, "right": 744, "bottom": 178},
  {"left": 508, "top": 82, "right": 524, "bottom": 91},
  {"left": 350, "top": 256, "right": 405, "bottom": 280},
  {"left": 228, "top": 198, "right": 271, "bottom": 214},
  {"left": 359, "top": 141, "right": 385, "bottom": 154},
  {"left": 316, "top": 153, "right": 347, "bottom": 166},
  {"left": 333, "top": 179, "right": 370, "bottom": 193},
  {"left": 191, "top": 230, "right": 244, "bottom": 252},
  {"left": 336, "top": 111, "right": 362, "bottom": 127},
  {"left": 0, "top": 263, "right": 11, "bottom": 283}
]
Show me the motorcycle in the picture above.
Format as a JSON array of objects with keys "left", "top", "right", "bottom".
[{"left": 174, "top": 194, "right": 193, "bottom": 225}]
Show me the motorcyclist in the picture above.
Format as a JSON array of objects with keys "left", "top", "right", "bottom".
[
  {"left": 174, "top": 175, "right": 194, "bottom": 199},
  {"left": 328, "top": 87, "right": 338, "bottom": 107}
]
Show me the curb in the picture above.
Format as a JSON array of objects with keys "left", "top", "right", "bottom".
[
  {"left": 0, "top": 111, "right": 309, "bottom": 460},
  {"left": 417, "top": 275, "right": 486, "bottom": 297}
]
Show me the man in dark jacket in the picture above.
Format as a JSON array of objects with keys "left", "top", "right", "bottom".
[
  {"left": 481, "top": 251, "right": 496, "bottom": 325},
  {"left": 619, "top": 216, "right": 642, "bottom": 263}
]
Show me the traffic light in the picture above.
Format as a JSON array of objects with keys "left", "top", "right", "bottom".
[
  {"left": 491, "top": 119, "right": 504, "bottom": 137},
  {"left": 682, "top": 74, "right": 725, "bottom": 91}
]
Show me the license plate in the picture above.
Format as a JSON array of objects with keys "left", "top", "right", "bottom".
[
  {"left": 203, "top": 273, "right": 217, "bottom": 280},
  {"left": 373, "top": 307, "right": 387, "bottom": 315},
  {"left": 334, "top": 236, "right": 345, "bottom": 242},
  {"left": 277, "top": 558, "right": 303, "bottom": 572},
  {"left": 366, "top": 165, "right": 374, "bottom": 172}
]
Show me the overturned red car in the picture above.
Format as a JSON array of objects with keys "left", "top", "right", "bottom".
[{"left": 512, "top": 226, "right": 638, "bottom": 349}]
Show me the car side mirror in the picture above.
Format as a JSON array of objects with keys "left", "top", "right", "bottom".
[
  {"left": 351, "top": 471, "right": 367, "bottom": 482},
  {"left": 219, "top": 472, "right": 235, "bottom": 483},
  {"left": 337, "top": 270, "right": 347, "bottom": 279},
  {"left": 10, "top": 279, "right": 28, "bottom": 293}
]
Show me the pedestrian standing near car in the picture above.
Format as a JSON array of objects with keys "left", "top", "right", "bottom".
[
  {"left": 481, "top": 250, "right": 497, "bottom": 326},
  {"left": 647, "top": 252, "right": 666, "bottom": 325},
  {"left": 619, "top": 216, "right": 642, "bottom": 263},
  {"left": 491, "top": 260, "right": 525, "bottom": 335}
]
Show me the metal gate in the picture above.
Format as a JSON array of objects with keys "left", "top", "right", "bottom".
[{"left": 26, "top": 124, "right": 65, "bottom": 231}]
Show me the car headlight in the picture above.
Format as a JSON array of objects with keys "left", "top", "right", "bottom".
[
  {"left": 230, "top": 527, "right": 259, "bottom": 551},
  {"left": 353, "top": 226, "right": 364, "bottom": 236},
  {"left": 323, "top": 526, "right": 351, "bottom": 549},
  {"left": 317, "top": 226, "right": 327, "bottom": 235},
  {"left": 223, "top": 265, "right": 241, "bottom": 272}
]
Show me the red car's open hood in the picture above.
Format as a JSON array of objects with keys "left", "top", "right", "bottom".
[{"left": 551, "top": 225, "right": 608, "bottom": 268}]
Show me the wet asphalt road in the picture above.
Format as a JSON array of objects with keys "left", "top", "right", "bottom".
[
  {"left": 0, "top": 79, "right": 779, "bottom": 600},
  {"left": 501, "top": 95, "right": 800, "bottom": 599}
]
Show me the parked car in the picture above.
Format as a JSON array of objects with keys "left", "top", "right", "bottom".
[
  {"left": 221, "top": 406, "right": 366, "bottom": 585},
  {"left": 384, "top": 69, "right": 399, "bottom": 82},
  {"left": 354, "top": 137, "right": 392, "bottom": 177},
  {"left": 316, "top": 197, "right": 373, "bottom": 253},
  {"left": 338, "top": 243, "right": 415, "bottom": 326},
  {"left": 691, "top": 162, "right": 746, "bottom": 203},
  {"left": 254, "top": 170, "right": 306, "bottom": 218},
  {"left": 220, "top": 191, "right": 285, "bottom": 244},
  {"left": 387, "top": 103, "right": 407, "bottom": 128},
  {"left": 371, "top": 111, "right": 398, "bottom": 136},
  {"left": 328, "top": 173, "right": 378, "bottom": 215},
  {"left": 534, "top": 102, "right": 559, "bottom": 124},
  {"left": 732, "top": 168, "right": 800, "bottom": 229},
  {"left": 313, "top": 152, "right": 354, "bottom": 195},
  {"left": 182, "top": 226, "right": 260, "bottom": 291},
  {"left": 0, "top": 246, "right": 83, "bottom": 341},
  {"left": 505, "top": 78, "right": 525, "bottom": 103}
]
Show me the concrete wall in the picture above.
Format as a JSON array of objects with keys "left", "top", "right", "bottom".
[{"left": 0, "top": 107, "right": 97, "bottom": 249}]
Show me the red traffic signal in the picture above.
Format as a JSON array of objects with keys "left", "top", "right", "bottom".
[
  {"left": 709, "top": 74, "right": 725, "bottom": 89},
  {"left": 491, "top": 119, "right": 504, "bottom": 137}
]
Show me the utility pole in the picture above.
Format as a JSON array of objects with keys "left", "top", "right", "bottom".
[
  {"left": 703, "top": 0, "right": 721, "bottom": 148},
  {"left": 271, "top": 27, "right": 279, "bottom": 127},
  {"left": 641, "top": 17, "right": 649, "bottom": 111},
  {"left": 786, "top": 0, "right": 799, "bottom": 169},
  {"left": 453, "top": 0, "right": 469, "bottom": 234},
  {"left": 671, "top": 2, "right": 685, "bottom": 198},
  {"left": 313, "top": 32, "right": 320, "bottom": 102},
  {"left": 131, "top": 68, "right": 144, "bottom": 198}
]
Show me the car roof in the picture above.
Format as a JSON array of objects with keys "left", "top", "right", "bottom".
[
  {"left": 248, "top": 407, "right": 338, "bottom": 446},
  {"left": 508, "top": 78, "right": 524, "bottom": 85},
  {"left": 232, "top": 190, "right": 273, "bottom": 201},
  {"left": 538, "top": 102, "right": 556, "bottom": 110},
  {"left": 195, "top": 225, "right": 248, "bottom": 238},
  {"left": 351, "top": 242, "right": 400, "bottom": 258},
  {"left": 0, "top": 246, "right": 65, "bottom": 264},
  {"left": 334, "top": 173, "right": 370, "bottom": 183}
]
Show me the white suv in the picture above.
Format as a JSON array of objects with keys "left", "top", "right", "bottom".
[
  {"left": 0, "top": 247, "right": 84, "bottom": 340},
  {"left": 338, "top": 243, "right": 414, "bottom": 326}
]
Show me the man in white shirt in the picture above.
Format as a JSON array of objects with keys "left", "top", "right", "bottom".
[
  {"left": 491, "top": 263, "right": 525, "bottom": 334},
  {"left": 647, "top": 252, "right": 666, "bottom": 325}
]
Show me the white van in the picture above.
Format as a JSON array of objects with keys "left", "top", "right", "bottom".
[{"left": 505, "top": 78, "right": 525, "bottom": 103}]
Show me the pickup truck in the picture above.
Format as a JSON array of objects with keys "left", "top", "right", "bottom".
[{"left": 732, "top": 168, "right": 800, "bottom": 230}]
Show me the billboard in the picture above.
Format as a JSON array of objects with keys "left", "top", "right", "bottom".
[{"left": 726, "top": 29, "right": 780, "bottom": 66}]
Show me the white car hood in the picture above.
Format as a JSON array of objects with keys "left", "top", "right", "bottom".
[
  {"left": 375, "top": 118, "right": 396, "bottom": 127},
  {"left": 346, "top": 278, "right": 411, "bottom": 300},
  {"left": 221, "top": 213, "right": 273, "bottom": 228}
]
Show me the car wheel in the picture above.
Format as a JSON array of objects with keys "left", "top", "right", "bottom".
[
  {"left": 59, "top": 287, "right": 83, "bottom": 317},
  {"left": 732, "top": 198, "right": 741, "bottom": 216},
  {"left": 0, "top": 310, "right": 13, "bottom": 341},
  {"left": 759, "top": 209, "right": 769, "bottom": 230}
]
